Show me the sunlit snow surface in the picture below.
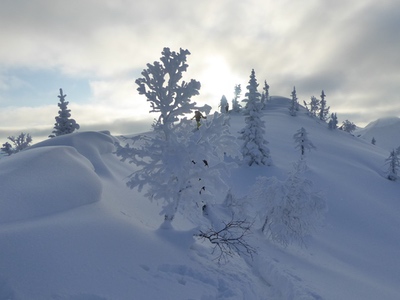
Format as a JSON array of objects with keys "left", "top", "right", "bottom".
[{"left": 0, "top": 98, "right": 399, "bottom": 299}]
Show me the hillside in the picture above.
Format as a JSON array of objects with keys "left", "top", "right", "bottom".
[
  {"left": 0, "top": 97, "right": 399, "bottom": 300},
  {"left": 355, "top": 116, "right": 400, "bottom": 151}
]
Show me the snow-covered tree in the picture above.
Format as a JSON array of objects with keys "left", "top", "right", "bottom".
[
  {"left": 1, "top": 132, "right": 32, "bottom": 155},
  {"left": 293, "top": 127, "right": 316, "bottom": 159},
  {"left": 116, "top": 48, "right": 237, "bottom": 225},
  {"left": 385, "top": 150, "right": 400, "bottom": 181},
  {"left": 340, "top": 119, "right": 356, "bottom": 133},
  {"left": 328, "top": 113, "right": 338, "bottom": 130},
  {"left": 231, "top": 84, "right": 242, "bottom": 113},
  {"left": 49, "top": 89, "right": 80, "bottom": 138},
  {"left": 371, "top": 137, "right": 376, "bottom": 145},
  {"left": 304, "top": 96, "right": 320, "bottom": 117},
  {"left": 239, "top": 69, "right": 271, "bottom": 166},
  {"left": 289, "top": 86, "right": 299, "bottom": 116},
  {"left": 248, "top": 162, "right": 326, "bottom": 247},
  {"left": 260, "top": 80, "right": 270, "bottom": 110},
  {"left": 219, "top": 95, "right": 229, "bottom": 113},
  {"left": 318, "top": 90, "right": 330, "bottom": 121}
]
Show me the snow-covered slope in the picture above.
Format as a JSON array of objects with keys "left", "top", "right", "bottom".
[
  {"left": 0, "top": 97, "right": 399, "bottom": 300},
  {"left": 355, "top": 116, "right": 400, "bottom": 151}
]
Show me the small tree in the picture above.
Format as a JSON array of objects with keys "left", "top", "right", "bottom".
[
  {"left": 328, "top": 113, "right": 338, "bottom": 130},
  {"left": 289, "top": 86, "right": 298, "bottom": 116},
  {"left": 218, "top": 95, "right": 229, "bottom": 113},
  {"left": 115, "top": 48, "right": 238, "bottom": 226},
  {"left": 385, "top": 150, "right": 400, "bottom": 181},
  {"left": 304, "top": 96, "right": 320, "bottom": 117},
  {"left": 49, "top": 88, "right": 80, "bottom": 138},
  {"left": 293, "top": 127, "right": 316, "bottom": 160},
  {"left": 340, "top": 120, "right": 356, "bottom": 133},
  {"left": 1, "top": 133, "right": 32, "bottom": 155},
  {"left": 318, "top": 90, "right": 330, "bottom": 121},
  {"left": 260, "top": 80, "right": 270, "bottom": 110},
  {"left": 249, "top": 162, "right": 326, "bottom": 247},
  {"left": 371, "top": 137, "right": 376, "bottom": 145},
  {"left": 239, "top": 69, "right": 271, "bottom": 166},
  {"left": 231, "top": 84, "right": 242, "bottom": 112}
]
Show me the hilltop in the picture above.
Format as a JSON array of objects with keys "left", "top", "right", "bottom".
[{"left": 0, "top": 97, "right": 399, "bottom": 300}]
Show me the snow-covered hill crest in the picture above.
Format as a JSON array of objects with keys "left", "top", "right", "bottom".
[{"left": 0, "top": 98, "right": 399, "bottom": 299}]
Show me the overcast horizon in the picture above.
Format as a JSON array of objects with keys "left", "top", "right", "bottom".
[{"left": 1, "top": 0, "right": 399, "bottom": 143}]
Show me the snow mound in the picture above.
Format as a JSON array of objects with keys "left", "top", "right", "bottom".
[
  {"left": 0, "top": 145, "right": 102, "bottom": 224},
  {"left": 30, "top": 131, "right": 117, "bottom": 178}
]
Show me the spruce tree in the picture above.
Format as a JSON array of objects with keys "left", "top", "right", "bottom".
[
  {"left": 386, "top": 150, "right": 400, "bottom": 181},
  {"left": 328, "top": 113, "right": 338, "bottom": 130},
  {"left": 49, "top": 88, "right": 80, "bottom": 138},
  {"left": 318, "top": 90, "right": 330, "bottom": 121},
  {"left": 260, "top": 80, "right": 270, "bottom": 110},
  {"left": 239, "top": 69, "right": 271, "bottom": 166},
  {"left": 293, "top": 127, "right": 316, "bottom": 160},
  {"left": 231, "top": 84, "right": 242, "bottom": 112},
  {"left": 289, "top": 86, "right": 298, "bottom": 116}
]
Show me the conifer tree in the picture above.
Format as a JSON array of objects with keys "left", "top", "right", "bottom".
[
  {"left": 371, "top": 137, "right": 376, "bottom": 145},
  {"left": 293, "top": 127, "right": 316, "bottom": 160},
  {"left": 385, "top": 150, "right": 400, "bottom": 181},
  {"left": 219, "top": 95, "right": 229, "bottom": 113},
  {"left": 289, "top": 86, "right": 298, "bottom": 116},
  {"left": 260, "top": 80, "right": 270, "bottom": 110},
  {"left": 49, "top": 89, "right": 80, "bottom": 138},
  {"left": 318, "top": 90, "right": 330, "bottom": 121},
  {"left": 231, "top": 84, "right": 242, "bottom": 112},
  {"left": 328, "top": 113, "right": 338, "bottom": 130},
  {"left": 239, "top": 69, "right": 271, "bottom": 166},
  {"left": 304, "top": 96, "right": 320, "bottom": 117}
]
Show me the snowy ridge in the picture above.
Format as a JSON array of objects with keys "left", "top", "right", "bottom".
[
  {"left": 355, "top": 116, "right": 400, "bottom": 151},
  {"left": 0, "top": 98, "right": 399, "bottom": 299}
]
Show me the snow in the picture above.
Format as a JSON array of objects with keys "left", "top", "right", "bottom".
[
  {"left": 355, "top": 116, "right": 400, "bottom": 151},
  {"left": 1, "top": 97, "right": 400, "bottom": 299}
]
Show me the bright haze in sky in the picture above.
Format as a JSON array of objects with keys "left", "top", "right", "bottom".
[{"left": 0, "top": 0, "right": 399, "bottom": 142}]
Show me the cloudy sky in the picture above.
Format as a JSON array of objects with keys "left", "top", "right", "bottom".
[{"left": 1, "top": 0, "right": 399, "bottom": 142}]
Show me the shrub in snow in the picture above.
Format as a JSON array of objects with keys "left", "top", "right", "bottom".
[
  {"left": 385, "top": 150, "right": 400, "bottom": 181},
  {"left": 195, "top": 215, "right": 256, "bottom": 263},
  {"left": 49, "top": 88, "right": 80, "bottom": 138},
  {"left": 238, "top": 69, "right": 271, "bottom": 166},
  {"left": 249, "top": 162, "right": 326, "bottom": 247},
  {"left": 116, "top": 48, "right": 237, "bottom": 224},
  {"left": 1, "top": 132, "right": 32, "bottom": 155}
]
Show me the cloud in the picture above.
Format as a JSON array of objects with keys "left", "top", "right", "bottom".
[{"left": 0, "top": 0, "right": 399, "bottom": 133}]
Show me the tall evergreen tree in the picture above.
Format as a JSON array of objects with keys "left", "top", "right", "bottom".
[
  {"left": 385, "top": 150, "right": 400, "bottom": 181},
  {"left": 318, "top": 90, "right": 330, "bottom": 121},
  {"left": 231, "top": 84, "right": 242, "bottom": 112},
  {"left": 239, "top": 69, "right": 271, "bottom": 166},
  {"left": 289, "top": 86, "right": 298, "bottom": 116},
  {"left": 260, "top": 80, "right": 270, "bottom": 110},
  {"left": 49, "top": 88, "right": 80, "bottom": 138}
]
